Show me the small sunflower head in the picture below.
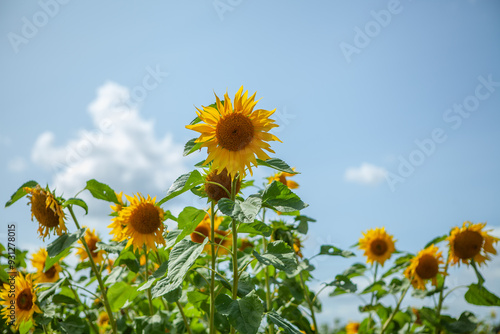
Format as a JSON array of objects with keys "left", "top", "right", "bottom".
[
  {"left": 115, "top": 193, "right": 166, "bottom": 253},
  {"left": 31, "top": 248, "right": 62, "bottom": 284},
  {"left": 191, "top": 212, "right": 232, "bottom": 256},
  {"left": 267, "top": 168, "right": 299, "bottom": 189},
  {"left": 204, "top": 168, "right": 241, "bottom": 202},
  {"left": 447, "top": 221, "right": 499, "bottom": 266},
  {"left": 359, "top": 227, "right": 396, "bottom": 266},
  {"left": 0, "top": 272, "right": 42, "bottom": 330},
  {"left": 345, "top": 321, "right": 360, "bottom": 334},
  {"left": 77, "top": 228, "right": 105, "bottom": 264},
  {"left": 24, "top": 185, "right": 67, "bottom": 241},
  {"left": 404, "top": 244, "right": 445, "bottom": 290}
]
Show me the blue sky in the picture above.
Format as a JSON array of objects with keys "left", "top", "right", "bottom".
[{"left": 1, "top": 0, "right": 500, "bottom": 326}]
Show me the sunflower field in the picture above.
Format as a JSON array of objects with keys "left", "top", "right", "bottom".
[{"left": 1, "top": 87, "right": 499, "bottom": 334}]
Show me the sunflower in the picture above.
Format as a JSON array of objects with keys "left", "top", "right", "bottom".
[
  {"left": 359, "top": 227, "right": 396, "bottom": 266},
  {"left": 108, "top": 192, "right": 126, "bottom": 242},
  {"left": 186, "top": 86, "right": 281, "bottom": 179},
  {"left": 24, "top": 185, "right": 67, "bottom": 241},
  {"left": 203, "top": 168, "right": 241, "bottom": 202},
  {"left": 345, "top": 321, "right": 360, "bottom": 334},
  {"left": 191, "top": 212, "right": 232, "bottom": 255},
  {"left": 447, "top": 221, "right": 499, "bottom": 266},
  {"left": 267, "top": 168, "right": 299, "bottom": 189},
  {"left": 97, "top": 312, "right": 110, "bottom": 333},
  {"left": 0, "top": 272, "right": 42, "bottom": 330},
  {"left": 31, "top": 248, "right": 62, "bottom": 283},
  {"left": 110, "top": 194, "right": 165, "bottom": 252},
  {"left": 77, "top": 228, "right": 105, "bottom": 264},
  {"left": 404, "top": 244, "right": 445, "bottom": 290},
  {"left": 293, "top": 236, "right": 304, "bottom": 259}
]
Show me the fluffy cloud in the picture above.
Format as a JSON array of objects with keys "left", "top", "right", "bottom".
[
  {"left": 344, "top": 163, "right": 388, "bottom": 186},
  {"left": 31, "top": 82, "right": 188, "bottom": 234}
]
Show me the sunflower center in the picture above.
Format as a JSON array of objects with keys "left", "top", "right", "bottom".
[
  {"left": 192, "top": 225, "right": 209, "bottom": 244},
  {"left": 216, "top": 113, "right": 254, "bottom": 151},
  {"left": 415, "top": 254, "right": 439, "bottom": 279},
  {"left": 32, "top": 192, "right": 60, "bottom": 228},
  {"left": 205, "top": 169, "right": 241, "bottom": 202},
  {"left": 87, "top": 238, "right": 99, "bottom": 258},
  {"left": 370, "top": 239, "right": 388, "bottom": 256},
  {"left": 45, "top": 265, "right": 57, "bottom": 279},
  {"left": 454, "top": 230, "right": 484, "bottom": 259},
  {"left": 17, "top": 288, "right": 34, "bottom": 311},
  {"left": 129, "top": 203, "right": 162, "bottom": 234}
]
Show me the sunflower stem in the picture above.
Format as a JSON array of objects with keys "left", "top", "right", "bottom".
[
  {"left": 435, "top": 253, "right": 450, "bottom": 334},
  {"left": 176, "top": 300, "right": 193, "bottom": 334},
  {"left": 298, "top": 264, "right": 318, "bottom": 333},
  {"left": 380, "top": 278, "right": 412, "bottom": 334},
  {"left": 262, "top": 208, "right": 275, "bottom": 334},
  {"left": 209, "top": 201, "right": 216, "bottom": 334},
  {"left": 230, "top": 175, "right": 239, "bottom": 334},
  {"left": 68, "top": 205, "right": 117, "bottom": 334},
  {"left": 67, "top": 282, "right": 100, "bottom": 334},
  {"left": 367, "top": 262, "right": 379, "bottom": 331},
  {"left": 144, "top": 245, "right": 154, "bottom": 315}
]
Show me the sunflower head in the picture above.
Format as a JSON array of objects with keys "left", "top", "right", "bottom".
[
  {"left": 0, "top": 272, "right": 42, "bottom": 330},
  {"left": 31, "top": 248, "right": 62, "bottom": 283},
  {"left": 404, "top": 244, "right": 445, "bottom": 290},
  {"left": 267, "top": 168, "right": 299, "bottom": 189},
  {"left": 24, "top": 185, "right": 67, "bottom": 241},
  {"left": 77, "top": 228, "right": 105, "bottom": 264},
  {"left": 345, "top": 321, "right": 360, "bottom": 334},
  {"left": 112, "top": 194, "right": 166, "bottom": 252},
  {"left": 97, "top": 311, "right": 110, "bottom": 333},
  {"left": 108, "top": 192, "right": 127, "bottom": 242},
  {"left": 359, "top": 227, "right": 396, "bottom": 266},
  {"left": 447, "top": 221, "right": 499, "bottom": 266},
  {"left": 203, "top": 168, "right": 241, "bottom": 202},
  {"left": 191, "top": 212, "right": 232, "bottom": 256},
  {"left": 186, "top": 86, "right": 281, "bottom": 179}
]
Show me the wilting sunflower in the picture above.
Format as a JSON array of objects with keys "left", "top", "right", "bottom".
[
  {"left": 267, "top": 168, "right": 299, "bottom": 189},
  {"left": 447, "top": 221, "right": 499, "bottom": 266},
  {"left": 77, "top": 228, "right": 105, "bottom": 264},
  {"left": 186, "top": 86, "right": 281, "bottom": 179},
  {"left": 345, "top": 321, "right": 360, "bottom": 334},
  {"left": 191, "top": 212, "right": 232, "bottom": 255},
  {"left": 111, "top": 194, "right": 165, "bottom": 252},
  {"left": 24, "top": 185, "right": 67, "bottom": 241},
  {"left": 404, "top": 244, "right": 445, "bottom": 290},
  {"left": 108, "top": 192, "right": 126, "bottom": 242},
  {"left": 203, "top": 168, "right": 241, "bottom": 202},
  {"left": 0, "top": 272, "right": 42, "bottom": 330},
  {"left": 31, "top": 248, "right": 62, "bottom": 283},
  {"left": 359, "top": 227, "right": 396, "bottom": 266}
]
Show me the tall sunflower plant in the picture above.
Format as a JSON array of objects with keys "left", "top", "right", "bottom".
[{"left": 1, "top": 87, "right": 499, "bottom": 334}]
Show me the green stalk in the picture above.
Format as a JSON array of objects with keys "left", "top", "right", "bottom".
[
  {"left": 210, "top": 201, "right": 216, "bottom": 334},
  {"left": 367, "top": 262, "right": 379, "bottom": 331},
  {"left": 298, "top": 270, "right": 318, "bottom": 333},
  {"left": 262, "top": 209, "right": 275, "bottom": 334},
  {"left": 144, "top": 245, "right": 154, "bottom": 315},
  {"left": 380, "top": 279, "right": 412, "bottom": 334},
  {"left": 230, "top": 175, "right": 239, "bottom": 334},
  {"left": 435, "top": 253, "right": 450, "bottom": 334},
  {"left": 68, "top": 283, "right": 100, "bottom": 334},
  {"left": 176, "top": 300, "right": 193, "bottom": 334},
  {"left": 68, "top": 206, "right": 117, "bottom": 334}
]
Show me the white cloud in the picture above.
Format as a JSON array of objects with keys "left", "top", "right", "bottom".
[
  {"left": 7, "top": 156, "right": 27, "bottom": 172},
  {"left": 30, "top": 82, "right": 188, "bottom": 235},
  {"left": 344, "top": 163, "right": 388, "bottom": 186}
]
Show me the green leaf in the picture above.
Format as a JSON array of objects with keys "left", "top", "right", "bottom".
[
  {"left": 158, "top": 170, "right": 204, "bottom": 205},
  {"left": 465, "top": 284, "right": 500, "bottom": 306},
  {"left": 19, "top": 320, "right": 33, "bottom": 334},
  {"left": 107, "top": 281, "right": 139, "bottom": 312},
  {"left": 217, "top": 271, "right": 255, "bottom": 298},
  {"left": 84, "top": 179, "right": 119, "bottom": 203},
  {"left": 5, "top": 180, "right": 38, "bottom": 207},
  {"left": 105, "top": 266, "right": 128, "bottom": 285},
  {"left": 327, "top": 275, "right": 357, "bottom": 296},
  {"left": 183, "top": 138, "right": 203, "bottom": 156},
  {"left": 165, "top": 230, "right": 183, "bottom": 249},
  {"left": 173, "top": 207, "right": 206, "bottom": 244},
  {"left": 215, "top": 291, "right": 264, "bottom": 334},
  {"left": 152, "top": 238, "right": 208, "bottom": 299},
  {"left": 424, "top": 234, "right": 448, "bottom": 249},
  {"left": 317, "top": 245, "right": 355, "bottom": 258},
  {"left": 137, "top": 261, "right": 169, "bottom": 291},
  {"left": 53, "top": 293, "right": 78, "bottom": 305},
  {"left": 418, "top": 307, "right": 439, "bottom": 327},
  {"left": 38, "top": 278, "right": 65, "bottom": 302},
  {"left": 47, "top": 228, "right": 86, "bottom": 258},
  {"left": 218, "top": 196, "right": 262, "bottom": 224},
  {"left": 238, "top": 221, "right": 272, "bottom": 237},
  {"left": 115, "top": 250, "right": 140, "bottom": 273},
  {"left": 443, "top": 312, "right": 477, "bottom": 333},
  {"left": 261, "top": 181, "right": 307, "bottom": 213},
  {"left": 295, "top": 215, "right": 316, "bottom": 234},
  {"left": 253, "top": 241, "right": 298, "bottom": 274},
  {"left": 44, "top": 247, "right": 71, "bottom": 271},
  {"left": 96, "top": 240, "right": 127, "bottom": 254},
  {"left": 62, "top": 197, "right": 88, "bottom": 215},
  {"left": 256, "top": 158, "right": 297, "bottom": 174},
  {"left": 382, "top": 254, "right": 413, "bottom": 278},
  {"left": 342, "top": 263, "right": 367, "bottom": 278},
  {"left": 267, "top": 312, "right": 302, "bottom": 334}
]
